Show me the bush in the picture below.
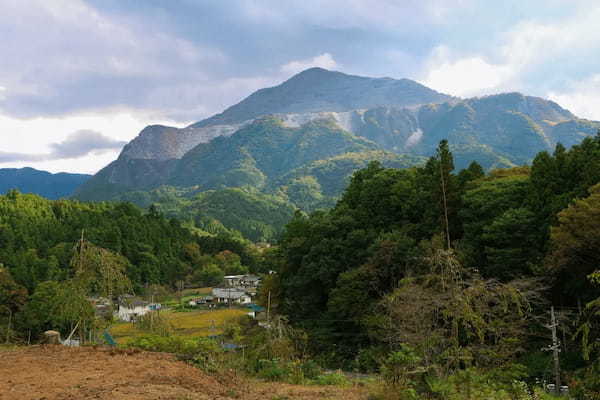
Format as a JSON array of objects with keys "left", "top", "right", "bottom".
[
  {"left": 256, "top": 359, "right": 292, "bottom": 382},
  {"left": 312, "top": 372, "right": 350, "bottom": 386},
  {"left": 300, "top": 359, "right": 322, "bottom": 380},
  {"left": 127, "top": 334, "right": 221, "bottom": 359},
  {"left": 353, "top": 347, "right": 385, "bottom": 373}
]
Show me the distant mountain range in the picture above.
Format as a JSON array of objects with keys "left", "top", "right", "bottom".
[
  {"left": 0, "top": 167, "right": 90, "bottom": 199},
  {"left": 69, "top": 67, "right": 599, "bottom": 240}
]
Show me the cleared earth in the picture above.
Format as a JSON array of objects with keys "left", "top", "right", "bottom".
[{"left": 0, "top": 346, "right": 368, "bottom": 400}]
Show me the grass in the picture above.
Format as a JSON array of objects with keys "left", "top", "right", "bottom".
[
  {"left": 0, "top": 344, "right": 18, "bottom": 352},
  {"left": 110, "top": 308, "right": 248, "bottom": 344},
  {"left": 162, "top": 287, "right": 213, "bottom": 307}
]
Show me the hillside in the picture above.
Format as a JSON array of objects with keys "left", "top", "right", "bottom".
[
  {"left": 0, "top": 167, "right": 90, "bottom": 199},
  {"left": 73, "top": 68, "right": 600, "bottom": 240},
  {"left": 0, "top": 346, "right": 366, "bottom": 400},
  {"left": 191, "top": 67, "right": 453, "bottom": 127}
]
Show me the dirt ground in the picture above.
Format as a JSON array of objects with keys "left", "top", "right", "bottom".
[{"left": 0, "top": 346, "right": 368, "bottom": 400}]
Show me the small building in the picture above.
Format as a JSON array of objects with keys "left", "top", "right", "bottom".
[
  {"left": 247, "top": 303, "right": 266, "bottom": 319},
  {"left": 241, "top": 275, "right": 261, "bottom": 288},
  {"left": 188, "top": 296, "right": 214, "bottom": 307},
  {"left": 224, "top": 274, "right": 262, "bottom": 289},
  {"left": 212, "top": 288, "right": 251, "bottom": 304},
  {"left": 223, "top": 275, "right": 244, "bottom": 287},
  {"left": 116, "top": 300, "right": 161, "bottom": 322}
]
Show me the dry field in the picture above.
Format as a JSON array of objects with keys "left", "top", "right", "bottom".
[
  {"left": 110, "top": 308, "right": 248, "bottom": 343},
  {"left": 0, "top": 346, "right": 368, "bottom": 400}
]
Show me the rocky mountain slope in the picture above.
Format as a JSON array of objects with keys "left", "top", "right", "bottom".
[
  {"left": 0, "top": 167, "right": 90, "bottom": 199},
  {"left": 74, "top": 68, "right": 600, "bottom": 240}
]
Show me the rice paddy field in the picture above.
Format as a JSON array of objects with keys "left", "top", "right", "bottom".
[{"left": 110, "top": 308, "right": 249, "bottom": 344}]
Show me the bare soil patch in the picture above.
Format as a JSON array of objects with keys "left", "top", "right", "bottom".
[{"left": 0, "top": 346, "right": 367, "bottom": 400}]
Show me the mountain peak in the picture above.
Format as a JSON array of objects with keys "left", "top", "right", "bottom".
[{"left": 190, "top": 69, "right": 451, "bottom": 128}]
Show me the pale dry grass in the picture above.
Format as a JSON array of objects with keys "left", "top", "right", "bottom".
[{"left": 0, "top": 346, "right": 369, "bottom": 400}]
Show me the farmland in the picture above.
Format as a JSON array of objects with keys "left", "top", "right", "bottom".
[
  {"left": 0, "top": 346, "right": 368, "bottom": 400},
  {"left": 110, "top": 308, "right": 248, "bottom": 343}
]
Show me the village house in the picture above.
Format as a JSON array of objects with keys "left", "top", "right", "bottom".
[
  {"left": 188, "top": 295, "right": 215, "bottom": 307},
  {"left": 223, "top": 274, "right": 262, "bottom": 289},
  {"left": 116, "top": 299, "right": 161, "bottom": 322},
  {"left": 212, "top": 288, "right": 252, "bottom": 304}
]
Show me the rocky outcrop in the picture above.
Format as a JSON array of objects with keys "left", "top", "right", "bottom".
[
  {"left": 75, "top": 68, "right": 600, "bottom": 201},
  {"left": 119, "top": 122, "right": 247, "bottom": 161}
]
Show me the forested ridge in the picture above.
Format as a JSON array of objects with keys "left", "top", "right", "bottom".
[
  {"left": 0, "top": 193, "right": 265, "bottom": 337},
  {"left": 268, "top": 134, "right": 600, "bottom": 396},
  {"left": 4, "top": 135, "right": 600, "bottom": 397}
]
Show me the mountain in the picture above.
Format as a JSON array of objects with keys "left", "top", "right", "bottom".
[
  {"left": 74, "top": 68, "right": 600, "bottom": 240},
  {"left": 0, "top": 167, "right": 90, "bottom": 199},
  {"left": 190, "top": 67, "right": 453, "bottom": 128}
]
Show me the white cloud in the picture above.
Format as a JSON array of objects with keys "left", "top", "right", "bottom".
[
  {"left": 547, "top": 74, "right": 600, "bottom": 120},
  {"left": 0, "top": 0, "right": 224, "bottom": 120},
  {"left": 420, "top": 4, "right": 600, "bottom": 100},
  {"left": 0, "top": 110, "right": 185, "bottom": 174},
  {"left": 422, "top": 46, "right": 516, "bottom": 96},
  {"left": 280, "top": 53, "right": 338, "bottom": 75}
]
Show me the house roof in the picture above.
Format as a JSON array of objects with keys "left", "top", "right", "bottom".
[
  {"left": 120, "top": 299, "right": 149, "bottom": 308},
  {"left": 248, "top": 304, "right": 265, "bottom": 312},
  {"left": 212, "top": 288, "right": 249, "bottom": 299}
]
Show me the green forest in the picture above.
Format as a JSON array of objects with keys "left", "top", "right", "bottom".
[
  {"left": 3, "top": 136, "right": 600, "bottom": 398},
  {"left": 269, "top": 135, "right": 600, "bottom": 397},
  {"left": 0, "top": 194, "right": 265, "bottom": 337}
]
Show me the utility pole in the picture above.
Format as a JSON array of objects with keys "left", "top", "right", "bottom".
[
  {"left": 79, "top": 229, "right": 85, "bottom": 271},
  {"left": 267, "top": 290, "right": 271, "bottom": 325},
  {"left": 544, "top": 306, "right": 561, "bottom": 395},
  {"left": 439, "top": 160, "right": 451, "bottom": 250}
]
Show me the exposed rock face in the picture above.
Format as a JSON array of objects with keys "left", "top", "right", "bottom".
[
  {"left": 117, "top": 68, "right": 452, "bottom": 163},
  {"left": 119, "top": 123, "right": 247, "bottom": 161},
  {"left": 75, "top": 67, "right": 600, "bottom": 201}
]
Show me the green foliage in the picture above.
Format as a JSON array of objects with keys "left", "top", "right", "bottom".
[
  {"left": 311, "top": 372, "right": 350, "bottom": 386},
  {"left": 549, "top": 183, "right": 600, "bottom": 303},
  {"left": 275, "top": 138, "right": 600, "bottom": 385},
  {"left": 71, "top": 239, "right": 132, "bottom": 298},
  {"left": 127, "top": 334, "right": 221, "bottom": 361},
  {"left": 191, "top": 264, "right": 224, "bottom": 287},
  {"left": 18, "top": 280, "right": 94, "bottom": 338},
  {"left": 381, "top": 346, "right": 423, "bottom": 388},
  {"left": 0, "top": 266, "right": 28, "bottom": 315}
]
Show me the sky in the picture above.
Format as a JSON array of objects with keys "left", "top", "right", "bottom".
[{"left": 1, "top": 0, "right": 600, "bottom": 174}]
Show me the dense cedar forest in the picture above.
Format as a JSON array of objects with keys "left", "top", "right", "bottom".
[
  {"left": 0, "top": 195, "right": 266, "bottom": 337},
  {"left": 3, "top": 135, "right": 600, "bottom": 397},
  {"left": 271, "top": 135, "right": 600, "bottom": 396}
]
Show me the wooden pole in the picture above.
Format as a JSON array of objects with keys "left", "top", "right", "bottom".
[
  {"left": 439, "top": 159, "right": 451, "bottom": 250},
  {"left": 551, "top": 306, "right": 561, "bottom": 395},
  {"left": 5, "top": 309, "right": 12, "bottom": 344},
  {"left": 267, "top": 291, "right": 271, "bottom": 324}
]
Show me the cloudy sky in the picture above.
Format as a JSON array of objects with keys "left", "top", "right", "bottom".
[{"left": 1, "top": 0, "right": 599, "bottom": 173}]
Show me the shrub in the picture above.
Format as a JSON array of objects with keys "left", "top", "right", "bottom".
[
  {"left": 256, "top": 359, "right": 292, "bottom": 381},
  {"left": 312, "top": 372, "right": 350, "bottom": 386},
  {"left": 300, "top": 359, "right": 322, "bottom": 380},
  {"left": 127, "top": 335, "right": 220, "bottom": 359}
]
